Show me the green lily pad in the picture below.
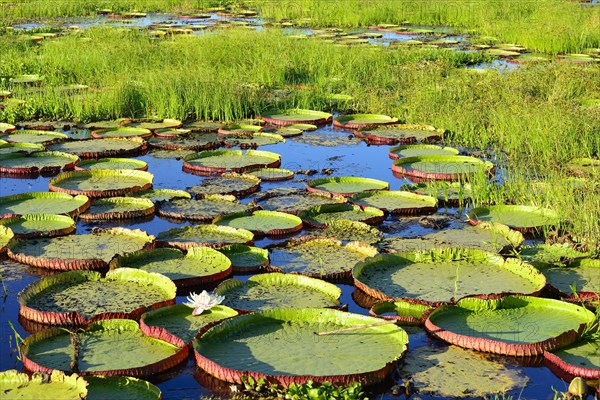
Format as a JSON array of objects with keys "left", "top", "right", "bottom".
[
  {"left": 215, "top": 273, "right": 341, "bottom": 312},
  {"left": 188, "top": 173, "right": 261, "bottom": 198},
  {"left": 124, "top": 118, "right": 182, "bottom": 131},
  {"left": 131, "top": 188, "right": 191, "bottom": 203},
  {"left": 217, "top": 124, "right": 263, "bottom": 135},
  {"left": 8, "top": 227, "right": 154, "bottom": 270},
  {"left": 333, "top": 114, "right": 398, "bottom": 130},
  {"left": 0, "top": 370, "right": 88, "bottom": 399},
  {"left": 0, "top": 225, "right": 14, "bottom": 253},
  {"left": 183, "top": 149, "right": 281, "bottom": 175},
  {"left": 357, "top": 124, "right": 445, "bottom": 145},
  {"left": 299, "top": 203, "right": 384, "bottom": 228},
  {"left": 370, "top": 300, "right": 431, "bottom": 325},
  {"left": 257, "top": 191, "right": 347, "bottom": 215},
  {"left": 91, "top": 127, "right": 152, "bottom": 139},
  {"left": 1, "top": 130, "right": 68, "bottom": 145},
  {"left": 400, "top": 345, "right": 528, "bottom": 398},
  {"left": 154, "top": 128, "right": 191, "bottom": 138},
  {"left": 484, "top": 48, "right": 521, "bottom": 58},
  {"left": 518, "top": 243, "right": 591, "bottom": 268},
  {"left": 22, "top": 319, "right": 186, "bottom": 377},
  {"left": 0, "top": 192, "right": 90, "bottom": 217},
  {"left": 350, "top": 190, "right": 438, "bottom": 215},
  {"left": 217, "top": 244, "right": 270, "bottom": 273},
  {"left": 307, "top": 176, "right": 389, "bottom": 197},
  {"left": 48, "top": 138, "right": 146, "bottom": 159},
  {"left": 156, "top": 195, "right": 254, "bottom": 222},
  {"left": 110, "top": 247, "right": 231, "bottom": 287},
  {"left": 0, "top": 214, "right": 75, "bottom": 238},
  {"left": 75, "top": 158, "right": 148, "bottom": 171},
  {"left": 309, "top": 219, "right": 383, "bottom": 245},
  {"left": 545, "top": 338, "right": 600, "bottom": 380},
  {"left": 141, "top": 304, "right": 238, "bottom": 345},
  {"left": 0, "top": 122, "right": 16, "bottom": 133},
  {"left": 10, "top": 74, "right": 44, "bottom": 84},
  {"left": 0, "top": 142, "right": 45, "bottom": 155},
  {"left": 291, "top": 130, "right": 361, "bottom": 147},
  {"left": 401, "top": 181, "right": 472, "bottom": 205},
  {"left": 215, "top": 210, "right": 303, "bottom": 236},
  {"left": 353, "top": 248, "right": 546, "bottom": 304},
  {"left": 148, "top": 133, "right": 222, "bottom": 151},
  {"left": 85, "top": 375, "right": 162, "bottom": 400},
  {"left": 0, "top": 151, "right": 78, "bottom": 175},
  {"left": 422, "top": 222, "right": 524, "bottom": 253},
  {"left": 221, "top": 132, "right": 285, "bottom": 147},
  {"left": 194, "top": 308, "right": 408, "bottom": 385},
  {"left": 376, "top": 237, "right": 446, "bottom": 253},
  {"left": 182, "top": 121, "right": 225, "bottom": 133},
  {"left": 388, "top": 144, "right": 458, "bottom": 159},
  {"left": 467, "top": 205, "right": 560, "bottom": 232},
  {"left": 157, "top": 224, "right": 254, "bottom": 250},
  {"left": 286, "top": 123, "right": 317, "bottom": 131},
  {"left": 84, "top": 119, "right": 132, "bottom": 130},
  {"left": 263, "top": 126, "right": 304, "bottom": 138},
  {"left": 425, "top": 296, "right": 595, "bottom": 356},
  {"left": 49, "top": 170, "right": 153, "bottom": 198},
  {"left": 80, "top": 197, "right": 155, "bottom": 221},
  {"left": 538, "top": 258, "right": 600, "bottom": 296},
  {"left": 18, "top": 268, "right": 176, "bottom": 324},
  {"left": 247, "top": 168, "right": 294, "bottom": 181},
  {"left": 259, "top": 109, "right": 332, "bottom": 126},
  {"left": 268, "top": 237, "right": 378, "bottom": 281},
  {"left": 392, "top": 155, "right": 494, "bottom": 181}
]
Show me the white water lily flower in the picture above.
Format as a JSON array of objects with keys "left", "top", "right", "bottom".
[{"left": 184, "top": 290, "right": 225, "bottom": 315}]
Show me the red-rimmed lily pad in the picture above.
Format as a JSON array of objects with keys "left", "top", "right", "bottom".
[
  {"left": 307, "top": 176, "right": 389, "bottom": 197},
  {"left": 263, "top": 126, "right": 304, "bottom": 138},
  {"left": 22, "top": 319, "right": 188, "bottom": 377},
  {"left": 182, "top": 121, "right": 225, "bottom": 133},
  {"left": 356, "top": 124, "right": 445, "bottom": 145},
  {"left": 544, "top": 338, "right": 600, "bottom": 381},
  {"left": 221, "top": 132, "right": 285, "bottom": 148},
  {"left": 188, "top": 173, "right": 261, "bottom": 198},
  {"left": 308, "top": 220, "right": 384, "bottom": 245},
  {"left": 18, "top": 268, "right": 176, "bottom": 326},
  {"left": 131, "top": 188, "right": 191, "bottom": 203},
  {"left": 518, "top": 243, "right": 591, "bottom": 268},
  {"left": 258, "top": 109, "right": 333, "bottom": 126},
  {"left": 48, "top": 138, "right": 146, "bottom": 159},
  {"left": 388, "top": 144, "right": 458, "bottom": 160},
  {"left": 214, "top": 273, "right": 341, "bottom": 312},
  {"left": 537, "top": 258, "right": 600, "bottom": 302},
  {"left": 0, "top": 370, "right": 88, "bottom": 398},
  {"left": 424, "top": 296, "right": 596, "bottom": 356},
  {"left": 124, "top": 118, "right": 183, "bottom": 132},
  {"left": 247, "top": 167, "right": 294, "bottom": 181},
  {"left": 75, "top": 157, "right": 148, "bottom": 171},
  {"left": 217, "top": 124, "right": 263, "bottom": 135},
  {"left": 257, "top": 191, "right": 347, "bottom": 215},
  {"left": 333, "top": 114, "right": 398, "bottom": 130},
  {"left": 392, "top": 155, "right": 494, "bottom": 181},
  {"left": 194, "top": 308, "right": 408, "bottom": 386},
  {"left": 80, "top": 197, "right": 155, "bottom": 221},
  {"left": 0, "top": 226, "right": 14, "bottom": 254},
  {"left": 49, "top": 170, "right": 153, "bottom": 198},
  {"left": 85, "top": 375, "right": 162, "bottom": 400},
  {"left": 370, "top": 299, "right": 432, "bottom": 325},
  {"left": 8, "top": 227, "right": 154, "bottom": 270},
  {"left": 148, "top": 133, "right": 222, "bottom": 151},
  {"left": 0, "top": 122, "right": 16, "bottom": 133},
  {"left": 402, "top": 181, "right": 472, "bottom": 205},
  {"left": 183, "top": 149, "right": 281, "bottom": 175},
  {"left": 217, "top": 244, "right": 270, "bottom": 273},
  {"left": 422, "top": 222, "right": 525, "bottom": 254},
  {"left": 353, "top": 248, "right": 546, "bottom": 306},
  {"left": 84, "top": 119, "right": 131, "bottom": 130},
  {"left": 299, "top": 203, "right": 384, "bottom": 228},
  {"left": 0, "top": 214, "right": 75, "bottom": 238},
  {"left": 91, "top": 127, "right": 152, "bottom": 139},
  {"left": 286, "top": 123, "right": 318, "bottom": 131},
  {"left": 214, "top": 210, "right": 303, "bottom": 237},
  {"left": 140, "top": 304, "right": 238, "bottom": 345},
  {"left": 0, "top": 192, "right": 90, "bottom": 218},
  {"left": 0, "top": 151, "right": 78, "bottom": 175},
  {"left": 0, "top": 142, "right": 45, "bottom": 155},
  {"left": 110, "top": 247, "right": 232, "bottom": 288},
  {"left": 467, "top": 205, "right": 560, "bottom": 233},
  {"left": 156, "top": 195, "right": 256, "bottom": 223},
  {"left": 154, "top": 128, "right": 191, "bottom": 138},
  {"left": 1, "top": 130, "right": 68, "bottom": 145},
  {"left": 350, "top": 190, "right": 438, "bottom": 215},
  {"left": 268, "top": 236, "right": 378, "bottom": 281},
  {"left": 156, "top": 225, "right": 254, "bottom": 250},
  {"left": 10, "top": 74, "right": 44, "bottom": 84}
]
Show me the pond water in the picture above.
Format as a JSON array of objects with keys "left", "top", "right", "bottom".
[{"left": 0, "top": 118, "right": 569, "bottom": 399}]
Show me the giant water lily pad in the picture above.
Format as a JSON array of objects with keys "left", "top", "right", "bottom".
[
  {"left": 92, "top": 127, "right": 152, "bottom": 139},
  {"left": 376, "top": 237, "right": 448, "bottom": 253},
  {"left": 8, "top": 227, "right": 154, "bottom": 270},
  {"left": 0, "top": 192, "right": 90, "bottom": 217},
  {"left": 214, "top": 273, "right": 341, "bottom": 312},
  {"left": 75, "top": 157, "right": 148, "bottom": 171},
  {"left": 0, "top": 151, "right": 78, "bottom": 175},
  {"left": 538, "top": 258, "right": 600, "bottom": 299},
  {"left": 263, "top": 126, "right": 304, "bottom": 138},
  {"left": 247, "top": 168, "right": 294, "bottom": 181},
  {"left": 351, "top": 190, "right": 438, "bottom": 215},
  {"left": 290, "top": 130, "right": 361, "bottom": 147},
  {"left": 140, "top": 304, "right": 238, "bottom": 345},
  {"left": 217, "top": 244, "right": 270, "bottom": 273},
  {"left": 544, "top": 338, "right": 600, "bottom": 381},
  {"left": 183, "top": 149, "right": 281, "bottom": 175},
  {"left": 356, "top": 124, "right": 445, "bottom": 145},
  {"left": 85, "top": 375, "right": 162, "bottom": 400},
  {"left": 19, "top": 268, "right": 176, "bottom": 325},
  {"left": 0, "top": 142, "right": 45, "bottom": 155},
  {"left": 154, "top": 128, "right": 191, "bottom": 139},
  {"left": 215, "top": 210, "right": 303, "bottom": 236},
  {"left": 188, "top": 173, "right": 260, "bottom": 198},
  {"left": 194, "top": 308, "right": 408, "bottom": 386},
  {"left": 80, "top": 197, "right": 155, "bottom": 220},
  {"left": 111, "top": 247, "right": 231, "bottom": 287},
  {"left": 0, "top": 122, "right": 16, "bottom": 133},
  {"left": 399, "top": 345, "right": 528, "bottom": 398},
  {"left": 392, "top": 155, "right": 494, "bottom": 181},
  {"left": 148, "top": 133, "right": 222, "bottom": 151},
  {"left": 307, "top": 176, "right": 389, "bottom": 197},
  {"left": 157, "top": 196, "right": 254, "bottom": 222},
  {"left": 257, "top": 191, "right": 347, "bottom": 215},
  {"left": 131, "top": 188, "right": 191, "bottom": 203},
  {"left": 309, "top": 220, "right": 384, "bottom": 244},
  {"left": 221, "top": 132, "right": 285, "bottom": 148},
  {"left": 157, "top": 225, "right": 253, "bottom": 250},
  {"left": 22, "top": 319, "right": 187, "bottom": 377},
  {"left": 402, "top": 181, "right": 472, "bottom": 205},
  {"left": 300, "top": 203, "right": 384, "bottom": 228},
  {"left": 333, "top": 114, "right": 398, "bottom": 130},
  {"left": 0, "top": 226, "right": 14, "bottom": 253},
  {"left": 48, "top": 138, "right": 146, "bottom": 159},
  {"left": 518, "top": 243, "right": 591, "bottom": 268},
  {"left": 388, "top": 144, "right": 457, "bottom": 159},
  {"left": 425, "top": 296, "right": 595, "bottom": 356},
  {"left": 0, "top": 370, "right": 88, "bottom": 399},
  {"left": 0, "top": 214, "right": 75, "bottom": 238},
  {"left": 125, "top": 119, "right": 183, "bottom": 131},
  {"left": 258, "top": 109, "right": 332, "bottom": 126},
  {"left": 49, "top": 170, "right": 153, "bottom": 198},
  {"left": 217, "top": 124, "right": 263, "bottom": 136},
  {"left": 1, "top": 130, "right": 67, "bottom": 145},
  {"left": 268, "top": 237, "right": 378, "bottom": 281},
  {"left": 468, "top": 205, "right": 560, "bottom": 233},
  {"left": 353, "top": 248, "right": 546, "bottom": 305},
  {"left": 370, "top": 300, "right": 431, "bottom": 325},
  {"left": 422, "top": 222, "right": 524, "bottom": 253},
  {"left": 183, "top": 121, "right": 225, "bottom": 133}
]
